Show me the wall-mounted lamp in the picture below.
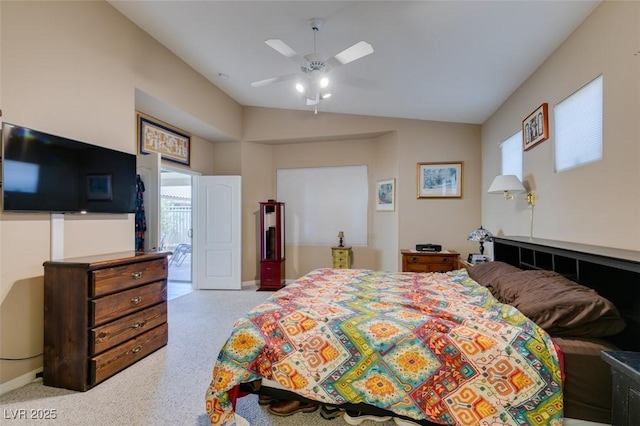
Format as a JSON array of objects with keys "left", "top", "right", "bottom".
[
  {"left": 488, "top": 175, "right": 536, "bottom": 237},
  {"left": 487, "top": 175, "right": 535, "bottom": 205}
]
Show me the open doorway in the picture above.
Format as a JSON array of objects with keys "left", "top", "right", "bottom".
[{"left": 160, "top": 170, "right": 193, "bottom": 299}]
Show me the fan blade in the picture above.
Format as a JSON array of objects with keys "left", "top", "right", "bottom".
[
  {"left": 251, "top": 73, "right": 297, "bottom": 88},
  {"left": 265, "top": 39, "right": 309, "bottom": 67},
  {"left": 326, "top": 41, "right": 374, "bottom": 68}
]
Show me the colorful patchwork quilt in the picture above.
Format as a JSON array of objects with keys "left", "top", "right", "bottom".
[{"left": 206, "top": 268, "right": 563, "bottom": 425}]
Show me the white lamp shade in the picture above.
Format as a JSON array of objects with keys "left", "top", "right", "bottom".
[{"left": 488, "top": 175, "right": 526, "bottom": 194}]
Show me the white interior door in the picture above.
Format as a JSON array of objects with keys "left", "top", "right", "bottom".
[
  {"left": 193, "top": 176, "right": 242, "bottom": 290},
  {"left": 136, "top": 152, "right": 161, "bottom": 251}
]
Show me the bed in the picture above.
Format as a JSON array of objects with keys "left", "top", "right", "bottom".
[
  {"left": 490, "top": 236, "right": 640, "bottom": 423},
  {"left": 205, "top": 237, "right": 639, "bottom": 425}
]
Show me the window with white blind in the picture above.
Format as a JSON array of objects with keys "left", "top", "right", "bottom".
[
  {"left": 501, "top": 131, "right": 523, "bottom": 180},
  {"left": 554, "top": 75, "right": 603, "bottom": 172},
  {"left": 276, "top": 165, "right": 368, "bottom": 246}
]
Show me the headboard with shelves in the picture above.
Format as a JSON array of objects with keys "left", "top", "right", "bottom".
[{"left": 493, "top": 236, "right": 640, "bottom": 351}]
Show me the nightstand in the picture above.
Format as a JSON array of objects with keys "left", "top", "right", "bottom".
[
  {"left": 400, "top": 250, "right": 459, "bottom": 273},
  {"left": 601, "top": 351, "right": 640, "bottom": 425},
  {"left": 332, "top": 246, "right": 352, "bottom": 269}
]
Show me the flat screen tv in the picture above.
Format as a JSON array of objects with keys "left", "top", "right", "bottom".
[{"left": 1, "top": 123, "right": 136, "bottom": 213}]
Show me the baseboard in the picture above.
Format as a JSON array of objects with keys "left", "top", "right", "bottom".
[
  {"left": 0, "top": 367, "right": 43, "bottom": 396},
  {"left": 241, "top": 280, "right": 257, "bottom": 289},
  {"left": 241, "top": 279, "right": 294, "bottom": 289}
]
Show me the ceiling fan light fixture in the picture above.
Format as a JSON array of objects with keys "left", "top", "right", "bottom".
[{"left": 253, "top": 18, "right": 374, "bottom": 112}]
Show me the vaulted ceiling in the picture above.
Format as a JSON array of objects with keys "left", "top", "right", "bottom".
[{"left": 110, "top": 1, "right": 600, "bottom": 124}]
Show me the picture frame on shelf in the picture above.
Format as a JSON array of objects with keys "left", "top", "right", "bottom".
[
  {"left": 138, "top": 114, "right": 191, "bottom": 166},
  {"left": 86, "top": 174, "right": 113, "bottom": 201},
  {"left": 417, "top": 162, "right": 463, "bottom": 199},
  {"left": 522, "top": 103, "right": 549, "bottom": 151},
  {"left": 376, "top": 178, "right": 395, "bottom": 211}
]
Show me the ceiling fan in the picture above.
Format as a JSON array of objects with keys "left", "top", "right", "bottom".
[{"left": 251, "top": 19, "right": 374, "bottom": 112}]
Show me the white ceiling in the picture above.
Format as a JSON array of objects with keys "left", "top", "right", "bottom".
[{"left": 110, "top": 0, "right": 600, "bottom": 128}]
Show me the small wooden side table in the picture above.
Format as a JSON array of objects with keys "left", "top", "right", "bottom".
[
  {"left": 332, "top": 246, "right": 352, "bottom": 269},
  {"left": 601, "top": 350, "right": 640, "bottom": 425},
  {"left": 401, "top": 250, "right": 459, "bottom": 273}
]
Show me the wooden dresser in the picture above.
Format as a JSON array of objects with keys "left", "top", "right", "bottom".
[
  {"left": 332, "top": 246, "right": 353, "bottom": 269},
  {"left": 43, "top": 251, "right": 170, "bottom": 391},
  {"left": 401, "top": 250, "right": 459, "bottom": 273}
]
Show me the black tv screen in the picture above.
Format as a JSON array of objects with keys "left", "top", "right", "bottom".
[{"left": 1, "top": 123, "right": 136, "bottom": 213}]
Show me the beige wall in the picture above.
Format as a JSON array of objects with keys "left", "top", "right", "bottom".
[
  {"left": 241, "top": 107, "right": 481, "bottom": 280},
  {"left": 372, "top": 132, "right": 399, "bottom": 272},
  {"left": 0, "top": 2, "right": 481, "bottom": 386},
  {"left": 2, "top": 0, "right": 632, "bottom": 391},
  {"left": 0, "top": 0, "right": 241, "bottom": 386},
  {"left": 482, "top": 1, "right": 640, "bottom": 252},
  {"left": 239, "top": 141, "right": 274, "bottom": 282}
]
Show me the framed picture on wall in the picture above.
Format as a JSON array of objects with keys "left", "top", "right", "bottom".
[
  {"left": 376, "top": 178, "right": 395, "bottom": 211},
  {"left": 522, "top": 103, "right": 549, "bottom": 151},
  {"left": 138, "top": 114, "right": 191, "bottom": 166},
  {"left": 417, "top": 162, "right": 463, "bottom": 199}
]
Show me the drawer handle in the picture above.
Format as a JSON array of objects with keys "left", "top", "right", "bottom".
[
  {"left": 131, "top": 321, "right": 146, "bottom": 329},
  {"left": 131, "top": 346, "right": 142, "bottom": 354},
  {"left": 131, "top": 297, "right": 143, "bottom": 304},
  {"left": 411, "top": 257, "right": 418, "bottom": 262},
  {"left": 442, "top": 258, "right": 449, "bottom": 263},
  {"left": 131, "top": 272, "right": 143, "bottom": 279}
]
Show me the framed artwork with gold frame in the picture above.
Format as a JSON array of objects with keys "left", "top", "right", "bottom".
[
  {"left": 417, "top": 162, "right": 463, "bottom": 199},
  {"left": 138, "top": 114, "right": 191, "bottom": 166}
]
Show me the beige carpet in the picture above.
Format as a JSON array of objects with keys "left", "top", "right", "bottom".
[
  {"left": 0, "top": 287, "right": 604, "bottom": 426},
  {"left": 0, "top": 287, "right": 390, "bottom": 426}
]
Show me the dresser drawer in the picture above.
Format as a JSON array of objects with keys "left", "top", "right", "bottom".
[
  {"left": 91, "top": 323, "right": 168, "bottom": 386},
  {"left": 91, "top": 280, "right": 166, "bottom": 326},
  {"left": 404, "top": 263, "right": 428, "bottom": 273},
  {"left": 404, "top": 262, "right": 455, "bottom": 273},
  {"left": 92, "top": 258, "right": 167, "bottom": 297},
  {"left": 405, "top": 255, "right": 453, "bottom": 265},
  {"left": 90, "top": 303, "right": 167, "bottom": 355}
]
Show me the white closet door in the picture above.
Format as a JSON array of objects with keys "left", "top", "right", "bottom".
[{"left": 193, "top": 176, "right": 241, "bottom": 290}]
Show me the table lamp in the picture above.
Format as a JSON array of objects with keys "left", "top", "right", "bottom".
[{"left": 467, "top": 226, "right": 493, "bottom": 255}]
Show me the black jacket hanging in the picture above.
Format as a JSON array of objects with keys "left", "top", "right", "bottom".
[{"left": 135, "top": 174, "right": 147, "bottom": 251}]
